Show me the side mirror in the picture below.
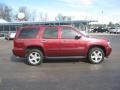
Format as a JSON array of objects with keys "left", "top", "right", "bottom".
[{"left": 75, "top": 35, "right": 81, "bottom": 39}]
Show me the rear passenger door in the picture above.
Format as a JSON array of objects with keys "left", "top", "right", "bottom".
[{"left": 42, "top": 27, "right": 60, "bottom": 57}]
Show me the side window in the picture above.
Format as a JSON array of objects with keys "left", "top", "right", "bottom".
[
  {"left": 62, "top": 28, "right": 79, "bottom": 39},
  {"left": 43, "top": 27, "right": 58, "bottom": 39},
  {"left": 18, "top": 28, "right": 39, "bottom": 39}
]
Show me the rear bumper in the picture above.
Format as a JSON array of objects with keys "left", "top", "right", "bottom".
[
  {"left": 12, "top": 48, "right": 25, "bottom": 57},
  {"left": 105, "top": 46, "right": 112, "bottom": 57}
]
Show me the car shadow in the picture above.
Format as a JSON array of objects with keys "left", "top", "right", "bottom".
[
  {"left": 11, "top": 55, "right": 25, "bottom": 63},
  {"left": 43, "top": 58, "right": 89, "bottom": 64}
]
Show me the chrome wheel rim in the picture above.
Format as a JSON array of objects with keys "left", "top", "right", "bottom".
[
  {"left": 91, "top": 50, "right": 103, "bottom": 63},
  {"left": 29, "top": 52, "right": 41, "bottom": 65}
]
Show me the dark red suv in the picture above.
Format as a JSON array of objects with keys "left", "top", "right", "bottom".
[{"left": 13, "top": 25, "right": 112, "bottom": 65}]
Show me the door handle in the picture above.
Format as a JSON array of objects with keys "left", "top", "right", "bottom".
[
  {"left": 41, "top": 40, "right": 47, "bottom": 43},
  {"left": 62, "top": 40, "right": 69, "bottom": 43},
  {"left": 63, "top": 40, "right": 68, "bottom": 42}
]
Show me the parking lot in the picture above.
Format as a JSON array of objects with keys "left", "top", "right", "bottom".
[{"left": 0, "top": 35, "right": 120, "bottom": 90}]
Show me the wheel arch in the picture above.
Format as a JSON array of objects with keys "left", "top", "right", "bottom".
[
  {"left": 25, "top": 45, "right": 45, "bottom": 56},
  {"left": 87, "top": 45, "right": 106, "bottom": 57}
]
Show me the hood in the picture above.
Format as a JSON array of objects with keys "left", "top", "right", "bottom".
[{"left": 84, "top": 36, "right": 109, "bottom": 42}]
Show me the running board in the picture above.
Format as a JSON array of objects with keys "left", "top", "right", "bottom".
[{"left": 45, "top": 56, "right": 86, "bottom": 59}]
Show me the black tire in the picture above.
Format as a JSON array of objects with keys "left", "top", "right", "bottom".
[
  {"left": 88, "top": 47, "right": 104, "bottom": 64},
  {"left": 26, "top": 49, "right": 43, "bottom": 66}
]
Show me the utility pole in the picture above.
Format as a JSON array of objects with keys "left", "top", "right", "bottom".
[{"left": 101, "top": 10, "right": 103, "bottom": 27}]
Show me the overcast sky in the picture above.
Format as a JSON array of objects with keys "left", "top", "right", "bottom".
[{"left": 0, "top": 0, "right": 120, "bottom": 24}]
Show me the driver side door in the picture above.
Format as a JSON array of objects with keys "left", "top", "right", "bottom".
[{"left": 60, "top": 27, "right": 82, "bottom": 56}]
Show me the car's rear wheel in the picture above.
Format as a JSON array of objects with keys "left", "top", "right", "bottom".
[
  {"left": 26, "top": 49, "right": 43, "bottom": 65},
  {"left": 88, "top": 47, "right": 104, "bottom": 64}
]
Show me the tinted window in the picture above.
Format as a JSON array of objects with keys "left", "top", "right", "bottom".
[
  {"left": 10, "top": 25, "right": 17, "bottom": 31},
  {"left": 4, "top": 25, "right": 9, "bottom": 31},
  {"left": 43, "top": 27, "right": 58, "bottom": 39},
  {"left": 0, "top": 26, "right": 3, "bottom": 31},
  {"left": 62, "top": 28, "right": 78, "bottom": 39},
  {"left": 18, "top": 28, "right": 39, "bottom": 38}
]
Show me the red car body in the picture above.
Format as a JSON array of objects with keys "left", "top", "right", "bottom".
[{"left": 13, "top": 25, "right": 112, "bottom": 63}]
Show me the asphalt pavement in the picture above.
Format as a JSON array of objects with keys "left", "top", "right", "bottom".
[{"left": 0, "top": 35, "right": 120, "bottom": 90}]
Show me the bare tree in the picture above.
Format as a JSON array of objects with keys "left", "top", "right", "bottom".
[
  {"left": 108, "top": 22, "right": 114, "bottom": 28},
  {"left": 44, "top": 13, "right": 48, "bottom": 22},
  {"left": 55, "top": 14, "right": 72, "bottom": 21},
  {"left": 30, "top": 10, "right": 36, "bottom": 21},
  {"left": 39, "top": 12, "right": 48, "bottom": 22},
  {"left": 55, "top": 14, "right": 63, "bottom": 21},
  {"left": 0, "top": 3, "right": 12, "bottom": 21}
]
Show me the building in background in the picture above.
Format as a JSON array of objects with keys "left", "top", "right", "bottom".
[{"left": 0, "top": 20, "right": 97, "bottom": 37}]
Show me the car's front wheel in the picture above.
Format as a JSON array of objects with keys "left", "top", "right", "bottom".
[
  {"left": 27, "top": 49, "right": 43, "bottom": 65},
  {"left": 88, "top": 47, "right": 105, "bottom": 64}
]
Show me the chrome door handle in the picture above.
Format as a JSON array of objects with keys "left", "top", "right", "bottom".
[
  {"left": 63, "top": 40, "right": 68, "bottom": 42},
  {"left": 41, "top": 40, "right": 47, "bottom": 43}
]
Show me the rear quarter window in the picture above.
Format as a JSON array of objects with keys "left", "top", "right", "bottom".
[{"left": 18, "top": 28, "right": 39, "bottom": 39}]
